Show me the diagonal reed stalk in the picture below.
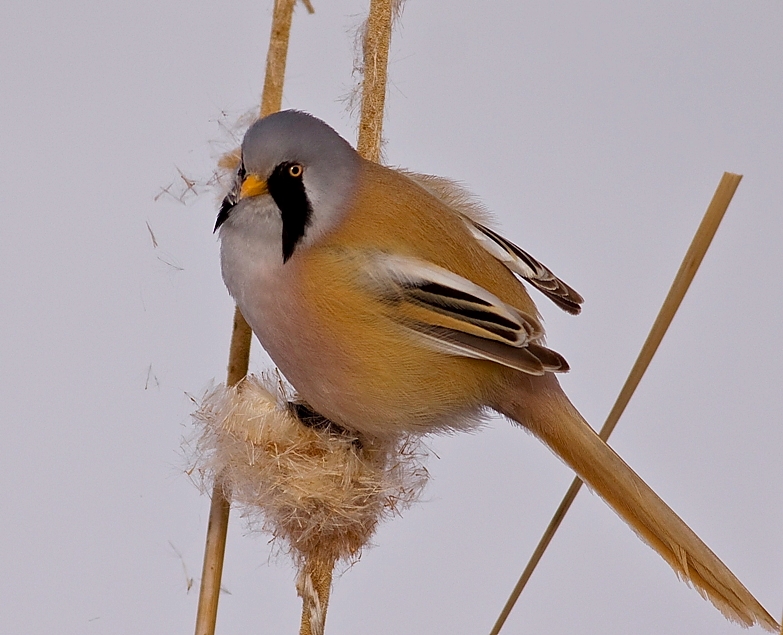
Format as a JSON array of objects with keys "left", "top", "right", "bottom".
[{"left": 489, "top": 172, "right": 743, "bottom": 635}]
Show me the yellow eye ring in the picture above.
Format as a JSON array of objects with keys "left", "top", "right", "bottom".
[{"left": 288, "top": 164, "right": 303, "bottom": 178}]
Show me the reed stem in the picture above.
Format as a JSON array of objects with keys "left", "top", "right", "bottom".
[{"left": 488, "top": 172, "right": 743, "bottom": 635}]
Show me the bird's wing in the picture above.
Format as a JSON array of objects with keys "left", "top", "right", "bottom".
[
  {"left": 462, "top": 219, "right": 584, "bottom": 315},
  {"left": 364, "top": 254, "right": 569, "bottom": 375},
  {"left": 401, "top": 170, "right": 584, "bottom": 315}
]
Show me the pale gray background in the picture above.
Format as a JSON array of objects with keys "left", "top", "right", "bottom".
[{"left": 1, "top": 1, "right": 782, "bottom": 633}]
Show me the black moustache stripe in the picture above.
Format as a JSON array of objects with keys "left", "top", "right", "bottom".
[
  {"left": 267, "top": 162, "right": 312, "bottom": 263},
  {"left": 214, "top": 196, "right": 234, "bottom": 232},
  {"left": 214, "top": 161, "right": 245, "bottom": 233}
]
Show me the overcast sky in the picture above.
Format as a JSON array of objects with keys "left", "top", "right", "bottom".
[{"left": 2, "top": 1, "right": 782, "bottom": 634}]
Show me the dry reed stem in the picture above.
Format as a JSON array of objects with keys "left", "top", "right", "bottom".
[
  {"left": 194, "top": 2, "right": 303, "bottom": 634},
  {"left": 293, "top": 1, "right": 397, "bottom": 631},
  {"left": 194, "top": 483, "right": 231, "bottom": 635},
  {"left": 356, "top": 0, "right": 393, "bottom": 162},
  {"left": 192, "top": 378, "right": 427, "bottom": 635},
  {"left": 489, "top": 172, "right": 743, "bottom": 635},
  {"left": 295, "top": 512, "right": 345, "bottom": 631},
  {"left": 297, "top": 558, "right": 334, "bottom": 635},
  {"left": 261, "top": 0, "right": 298, "bottom": 118}
]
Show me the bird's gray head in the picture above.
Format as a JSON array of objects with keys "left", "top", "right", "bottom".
[{"left": 215, "top": 110, "right": 361, "bottom": 262}]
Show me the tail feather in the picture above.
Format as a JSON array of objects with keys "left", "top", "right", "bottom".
[{"left": 495, "top": 374, "right": 778, "bottom": 632}]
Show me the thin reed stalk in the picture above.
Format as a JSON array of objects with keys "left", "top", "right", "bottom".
[
  {"left": 489, "top": 172, "right": 743, "bottom": 635},
  {"left": 356, "top": 0, "right": 394, "bottom": 162},
  {"left": 194, "top": 2, "right": 304, "bottom": 633},
  {"left": 295, "top": 2, "right": 396, "bottom": 632}
]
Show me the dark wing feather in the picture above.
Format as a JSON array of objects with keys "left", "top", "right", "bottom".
[
  {"left": 366, "top": 255, "right": 570, "bottom": 376},
  {"left": 397, "top": 169, "right": 583, "bottom": 315},
  {"left": 466, "top": 220, "right": 584, "bottom": 315}
]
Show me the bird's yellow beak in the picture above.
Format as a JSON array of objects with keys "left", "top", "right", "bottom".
[{"left": 239, "top": 174, "right": 268, "bottom": 199}]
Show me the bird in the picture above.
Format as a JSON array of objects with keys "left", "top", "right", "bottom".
[{"left": 215, "top": 109, "right": 777, "bottom": 631}]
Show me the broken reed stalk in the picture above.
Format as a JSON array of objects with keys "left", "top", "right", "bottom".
[
  {"left": 488, "top": 172, "right": 743, "bottom": 635},
  {"left": 296, "top": 1, "right": 395, "bottom": 633},
  {"left": 194, "top": 2, "right": 303, "bottom": 634}
]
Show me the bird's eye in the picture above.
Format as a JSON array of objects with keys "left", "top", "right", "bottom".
[{"left": 288, "top": 164, "right": 303, "bottom": 178}]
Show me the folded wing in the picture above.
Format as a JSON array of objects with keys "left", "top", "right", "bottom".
[
  {"left": 366, "top": 254, "right": 569, "bottom": 375},
  {"left": 402, "top": 170, "right": 584, "bottom": 315}
]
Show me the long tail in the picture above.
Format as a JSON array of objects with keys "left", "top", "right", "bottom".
[{"left": 494, "top": 373, "right": 778, "bottom": 632}]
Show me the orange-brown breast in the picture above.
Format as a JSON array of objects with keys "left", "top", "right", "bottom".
[{"left": 288, "top": 160, "right": 533, "bottom": 435}]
